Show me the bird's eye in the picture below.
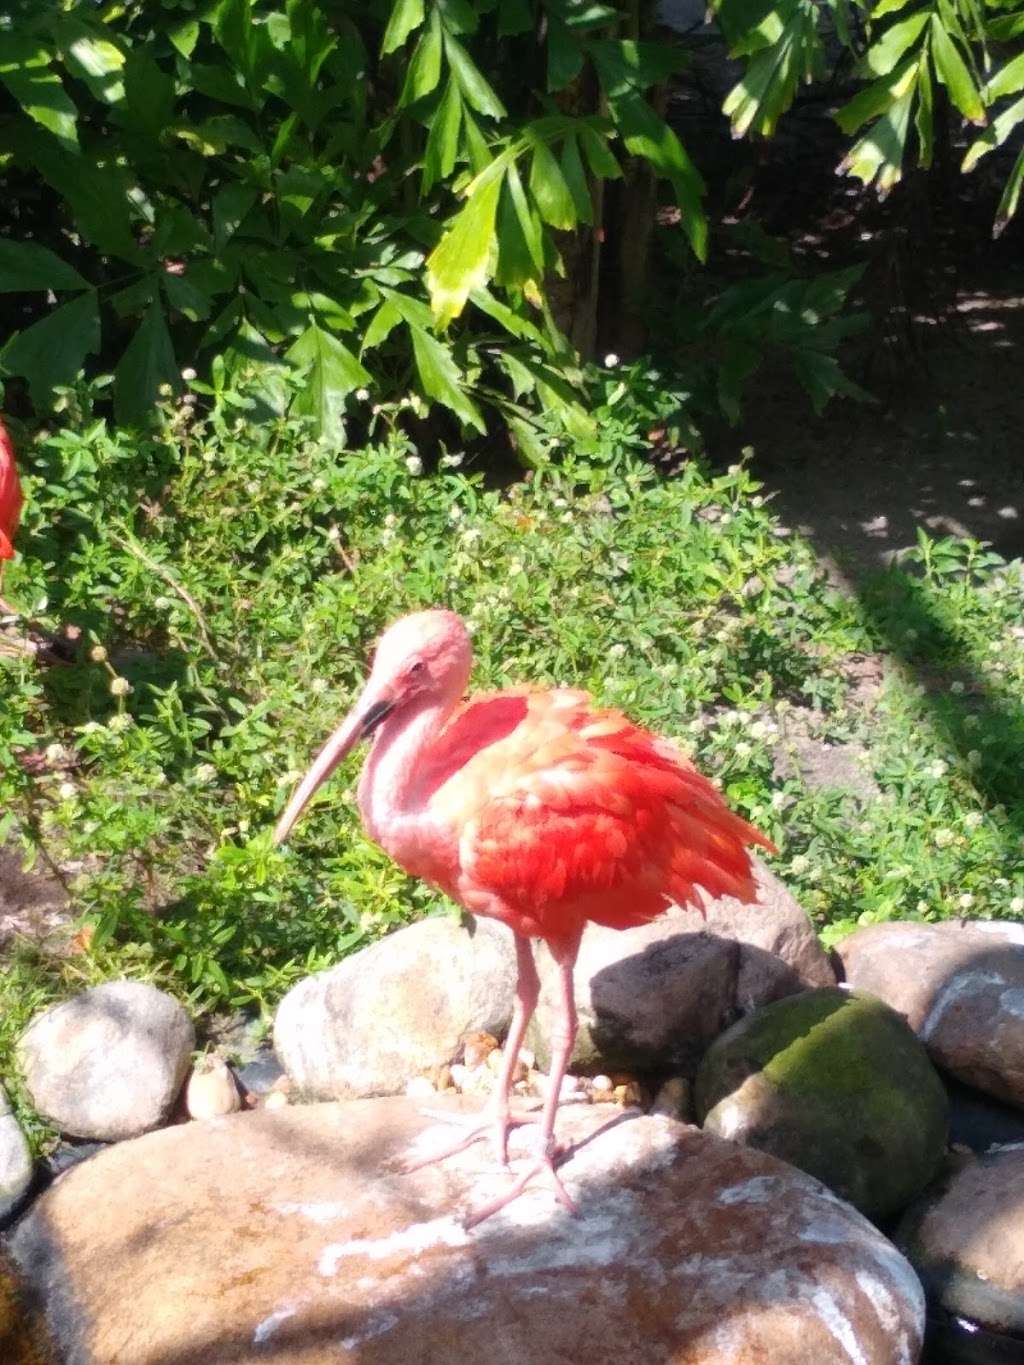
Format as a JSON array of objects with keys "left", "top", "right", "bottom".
[{"left": 409, "top": 660, "right": 426, "bottom": 676}]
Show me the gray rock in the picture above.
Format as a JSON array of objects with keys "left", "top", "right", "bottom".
[
  {"left": 838, "top": 920, "right": 1024, "bottom": 1107},
  {"left": 530, "top": 858, "right": 834, "bottom": 1073},
  {"left": 17, "top": 980, "right": 195, "bottom": 1140},
  {"left": 274, "top": 916, "right": 517, "bottom": 1099},
  {"left": 8, "top": 1096, "right": 926, "bottom": 1364},
  {"left": 0, "top": 1085, "right": 32, "bottom": 1224},
  {"left": 696, "top": 987, "right": 949, "bottom": 1219},
  {"left": 897, "top": 1143, "right": 1024, "bottom": 1336}
]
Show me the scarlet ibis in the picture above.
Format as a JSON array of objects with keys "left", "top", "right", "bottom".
[
  {"left": 275, "top": 609, "right": 775, "bottom": 1223},
  {"left": 0, "top": 417, "right": 24, "bottom": 613}
]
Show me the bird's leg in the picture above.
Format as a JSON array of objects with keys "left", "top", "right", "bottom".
[
  {"left": 401, "top": 932, "right": 542, "bottom": 1173},
  {"left": 463, "top": 934, "right": 581, "bottom": 1228}
]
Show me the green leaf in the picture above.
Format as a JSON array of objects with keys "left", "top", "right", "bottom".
[
  {"left": 163, "top": 272, "right": 213, "bottom": 322},
  {"left": 0, "top": 39, "right": 79, "bottom": 150},
  {"left": 213, "top": 183, "right": 259, "bottom": 252},
  {"left": 612, "top": 93, "right": 706, "bottom": 258},
  {"left": 505, "top": 159, "right": 545, "bottom": 272},
  {"left": 114, "top": 299, "right": 179, "bottom": 426},
  {"left": 835, "top": 56, "right": 917, "bottom": 134},
  {"left": 361, "top": 299, "right": 403, "bottom": 351},
  {"left": 56, "top": 17, "right": 126, "bottom": 104},
  {"left": 400, "top": 13, "right": 443, "bottom": 105},
  {"left": 382, "top": 0, "right": 426, "bottom": 54},
  {"left": 580, "top": 125, "right": 622, "bottom": 179},
  {"left": 838, "top": 84, "right": 915, "bottom": 193},
  {"left": 409, "top": 325, "right": 486, "bottom": 430},
  {"left": 426, "top": 163, "right": 505, "bottom": 326},
  {"left": 872, "top": 0, "right": 914, "bottom": 17},
  {"left": 984, "top": 50, "right": 1024, "bottom": 102},
  {"left": 962, "top": 93, "right": 1024, "bottom": 171},
  {"left": 528, "top": 140, "right": 577, "bottom": 229},
  {"left": 423, "top": 77, "right": 463, "bottom": 190},
  {"left": 469, "top": 286, "right": 546, "bottom": 343},
  {"left": 864, "top": 11, "right": 929, "bottom": 76},
  {"left": 995, "top": 144, "right": 1024, "bottom": 234},
  {"left": 547, "top": 17, "right": 585, "bottom": 91},
  {"left": 929, "top": 17, "right": 985, "bottom": 123},
  {"left": 169, "top": 20, "right": 201, "bottom": 59},
  {"left": 286, "top": 323, "right": 371, "bottom": 435},
  {"left": 560, "top": 135, "right": 593, "bottom": 224},
  {"left": 214, "top": 0, "right": 257, "bottom": 79},
  {"left": 1, "top": 290, "right": 100, "bottom": 406},
  {"left": 123, "top": 48, "right": 176, "bottom": 138},
  {"left": 444, "top": 33, "right": 507, "bottom": 117},
  {"left": 0, "top": 240, "right": 88, "bottom": 293}
]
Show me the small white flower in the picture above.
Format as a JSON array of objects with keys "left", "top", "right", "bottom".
[
  {"left": 194, "top": 763, "right": 217, "bottom": 785},
  {"left": 507, "top": 560, "right": 524, "bottom": 576},
  {"left": 58, "top": 781, "right": 77, "bottom": 802},
  {"left": 355, "top": 388, "right": 370, "bottom": 402},
  {"left": 237, "top": 818, "right": 250, "bottom": 834},
  {"left": 790, "top": 854, "right": 810, "bottom": 876},
  {"left": 312, "top": 477, "right": 328, "bottom": 494},
  {"left": 963, "top": 811, "right": 983, "bottom": 831},
  {"left": 460, "top": 527, "right": 482, "bottom": 545},
  {"left": 405, "top": 455, "right": 423, "bottom": 476},
  {"left": 44, "top": 742, "right": 68, "bottom": 765},
  {"left": 181, "top": 367, "right": 197, "bottom": 382},
  {"left": 109, "top": 677, "right": 132, "bottom": 697},
  {"left": 89, "top": 645, "right": 108, "bottom": 663},
  {"left": 383, "top": 513, "right": 398, "bottom": 529},
  {"left": 933, "top": 828, "right": 955, "bottom": 848},
  {"left": 311, "top": 678, "right": 329, "bottom": 695},
  {"left": 608, "top": 643, "right": 626, "bottom": 660},
  {"left": 727, "top": 464, "right": 741, "bottom": 476},
  {"left": 440, "top": 453, "right": 464, "bottom": 468},
  {"left": 1011, "top": 896, "right": 1024, "bottom": 914},
  {"left": 733, "top": 740, "right": 752, "bottom": 760},
  {"left": 158, "top": 382, "right": 173, "bottom": 398},
  {"left": 950, "top": 680, "right": 965, "bottom": 695},
  {"left": 448, "top": 505, "right": 463, "bottom": 522},
  {"left": 108, "top": 714, "right": 133, "bottom": 734},
  {"left": 154, "top": 595, "right": 172, "bottom": 610},
  {"left": 958, "top": 892, "right": 974, "bottom": 910},
  {"left": 771, "top": 791, "right": 788, "bottom": 811},
  {"left": 928, "top": 760, "right": 948, "bottom": 780},
  {"left": 916, "top": 899, "right": 929, "bottom": 913},
  {"left": 603, "top": 352, "right": 620, "bottom": 368}
]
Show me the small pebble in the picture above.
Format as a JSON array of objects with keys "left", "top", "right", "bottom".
[
  {"left": 262, "top": 1091, "right": 288, "bottom": 1111},
  {"left": 462, "top": 1032, "right": 498, "bottom": 1070}
]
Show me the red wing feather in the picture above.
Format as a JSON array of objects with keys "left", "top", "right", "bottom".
[{"left": 441, "top": 690, "right": 774, "bottom": 940}]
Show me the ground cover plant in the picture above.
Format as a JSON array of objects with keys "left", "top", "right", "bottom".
[{"left": 2, "top": 365, "right": 1024, "bottom": 1152}]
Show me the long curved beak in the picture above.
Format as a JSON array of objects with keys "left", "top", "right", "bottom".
[{"left": 273, "top": 693, "right": 394, "bottom": 845}]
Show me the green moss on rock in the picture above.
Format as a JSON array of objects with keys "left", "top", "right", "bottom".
[{"left": 696, "top": 987, "right": 948, "bottom": 1219}]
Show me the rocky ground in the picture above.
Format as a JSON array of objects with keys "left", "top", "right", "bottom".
[{"left": 3, "top": 883, "right": 1024, "bottom": 1362}]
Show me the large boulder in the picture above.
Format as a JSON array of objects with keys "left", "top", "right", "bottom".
[
  {"left": 17, "top": 980, "right": 194, "bottom": 1141},
  {"left": 7, "top": 1096, "right": 925, "bottom": 1364},
  {"left": 696, "top": 987, "right": 949, "bottom": 1219},
  {"left": 0, "top": 1086, "right": 32, "bottom": 1226},
  {"left": 274, "top": 916, "right": 517, "bottom": 1099},
  {"left": 838, "top": 920, "right": 1024, "bottom": 1107},
  {"left": 897, "top": 1143, "right": 1024, "bottom": 1337},
  {"left": 531, "top": 859, "right": 834, "bottom": 1073}
]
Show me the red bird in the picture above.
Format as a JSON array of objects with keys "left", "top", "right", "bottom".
[
  {"left": 275, "top": 609, "right": 775, "bottom": 1223},
  {"left": 0, "top": 417, "right": 24, "bottom": 613}
]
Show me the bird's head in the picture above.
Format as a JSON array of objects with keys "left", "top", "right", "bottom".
[{"left": 273, "top": 609, "right": 471, "bottom": 845}]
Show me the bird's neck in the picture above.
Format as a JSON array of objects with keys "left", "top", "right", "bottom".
[{"left": 358, "top": 692, "right": 454, "bottom": 845}]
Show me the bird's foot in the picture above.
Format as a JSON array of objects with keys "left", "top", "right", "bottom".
[
  {"left": 463, "top": 1138, "right": 577, "bottom": 1229},
  {"left": 401, "top": 1102, "right": 544, "bottom": 1174}
]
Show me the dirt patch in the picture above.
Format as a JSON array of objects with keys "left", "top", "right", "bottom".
[{"left": 0, "top": 845, "right": 73, "bottom": 953}]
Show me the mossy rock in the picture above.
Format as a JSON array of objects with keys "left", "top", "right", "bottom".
[{"left": 696, "top": 987, "right": 948, "bottom": 1219}]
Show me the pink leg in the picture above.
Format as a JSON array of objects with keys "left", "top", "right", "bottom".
[
  {"left": 402, "top": 933, "right": 542, "bottom": 1172},
  {"left": 464, "top": 933, "right": 582, "bottom": 1228}
]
